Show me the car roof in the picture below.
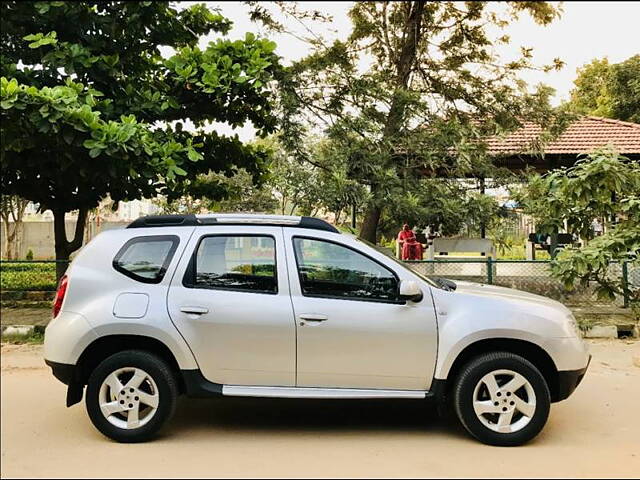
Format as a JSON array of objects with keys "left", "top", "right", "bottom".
[{"left": 126, "top": 214, "right": 340, "bottom": 233}]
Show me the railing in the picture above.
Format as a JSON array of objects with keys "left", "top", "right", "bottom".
[
  {"left": 405, "top": 258, "right": 637, "bottom": 308},
  {"left": 1, "top": 258, "right": 636, "bottom": 309}
]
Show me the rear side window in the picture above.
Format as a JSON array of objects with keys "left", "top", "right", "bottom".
[
  {"left": 113, "top": 235, "right": 179, "bottom": 283},
  {"left": 184, "top": 235, "right": 277, "bottom": 294}
]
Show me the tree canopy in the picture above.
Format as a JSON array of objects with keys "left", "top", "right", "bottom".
[
  {"left": 259, "top": 1, "right": 565, "bottom": 242},
  {"left": 1, "top": 1, "right": 282, "bottom": 276},
  {"left": 567, "top": 55, "right": 640, "bottom": 123},
  {"left": 515, "top": 149, "right": 640, "bottom": 301}
]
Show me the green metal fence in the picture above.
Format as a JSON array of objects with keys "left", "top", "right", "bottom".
[{"left": 405, "top": 258, "right": 637, "bottom": 308}]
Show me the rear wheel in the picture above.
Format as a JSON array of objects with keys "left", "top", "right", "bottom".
[
  {"left": 453, "top": 352, "right": 550, "bottom": 446},
  {"left": 85, "top": 350, "right": 178, "bottom": 442}
]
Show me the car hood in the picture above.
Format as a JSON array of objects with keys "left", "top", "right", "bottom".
[{"left": 452, "top": 280, "right": 567, "bottom": 310}]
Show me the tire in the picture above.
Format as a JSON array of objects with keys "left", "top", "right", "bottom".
[
  {"left": 453, "top": 352, "right": 550, "bottom": 446},
  {"left": 85, "top": 350, "right": 178, "bottom": 443}
]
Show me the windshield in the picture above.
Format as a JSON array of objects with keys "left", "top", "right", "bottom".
[{"left": 354, "top": 236, "right": 452, "bottom": 290}]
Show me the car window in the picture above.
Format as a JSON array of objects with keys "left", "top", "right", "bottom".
[
  {"left": 293, "top": 237, "right": 399, "bottom": 302},
  {"left": 113, "top": 235, "right": 179, "bottom": 283},
  {"left": 190, "top": 235, "right": 277, "bottom": 294},
  {"left": 356, "top": 236, "right": 450, "bottom": 290}
]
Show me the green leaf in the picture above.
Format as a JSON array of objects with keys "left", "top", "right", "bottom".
[
  {"left": 187, "top": 149, "right": 202, "bottom": 161},
  {"left": 24, "top": 31, "right": 58, "bottom": 49}
]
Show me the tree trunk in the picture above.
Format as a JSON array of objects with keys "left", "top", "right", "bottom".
[
  {"left": 359, "top": 204, "right": 382, "bottom": 243},
  {"left": 1, "top": 196, "right": 28, "bottom": 259},
  {"left": 53, "top": 207, "right": 89, "bottom": 281},
  {"left": 2, "top": 217, "right": 17, "bottom": 259},
  {"left": 362, "top": 1, "right": 426, "bottom": 242}
]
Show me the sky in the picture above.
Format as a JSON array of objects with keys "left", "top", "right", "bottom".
[{"left": 172, "top": 1, "right": 640, "bottom": 141}]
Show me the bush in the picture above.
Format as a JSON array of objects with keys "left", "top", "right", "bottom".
[{"left": 0, "top": 262, "right": 58, "bottom": 291}]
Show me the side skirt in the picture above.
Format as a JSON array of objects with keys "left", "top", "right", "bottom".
[
  {"left": 181, "top": 369, "right": 438, "bottom": 400},
  {"left": 221, "top": 385, "right": 430, "bottom": 399}
]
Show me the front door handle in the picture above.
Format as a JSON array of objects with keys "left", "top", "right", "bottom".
[
  {"left": 299, "top": 313, "right": 328, "bottom": 322},
  {"left": 180, "top": 306, "right": 209, "bottom": 315}
]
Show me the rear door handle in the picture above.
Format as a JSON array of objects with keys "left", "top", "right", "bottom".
[
  {"left": 299, "top": 313, "right": 328, "bottom": 322},
  {"left": 180, "top": 306, "right": 209, "bottom": 315}
]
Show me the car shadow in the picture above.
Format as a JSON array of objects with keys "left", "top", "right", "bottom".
[{"left": 166, "top": 396, "right": 470, "bottom": 440}]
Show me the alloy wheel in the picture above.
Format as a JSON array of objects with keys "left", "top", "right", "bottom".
[
  {"left": 472, "top": 368, "right": 537, "bottom": 434},
  {"left": 98, "top": 367, "right": 159, "bottom": 430}
]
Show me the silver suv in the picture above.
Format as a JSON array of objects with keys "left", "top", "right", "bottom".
[{"left": 44, "top": 214, "right": 590, "bottom": 445}]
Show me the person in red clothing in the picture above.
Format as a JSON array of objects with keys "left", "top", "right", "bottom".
[{"left": 397, "top": 223, "right": 423, "bottom": 260}]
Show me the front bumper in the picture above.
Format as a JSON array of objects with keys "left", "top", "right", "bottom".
[{"left": 555, "top": 354, "right": 591, "bottom": 402}]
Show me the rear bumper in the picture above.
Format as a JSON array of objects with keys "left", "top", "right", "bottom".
[
  {"left": 45, "top": 360, "right": 84, "bottom": 407},
  {"left": 45, "top": 359, "right": 77, "bottom": 385},
  {"left": 555, "top": 354, "right": 590, "bottom": 402}
]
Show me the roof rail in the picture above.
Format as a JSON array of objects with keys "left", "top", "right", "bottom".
[{"left": 127, "top": 214, "right": 340, "bottom": 233}]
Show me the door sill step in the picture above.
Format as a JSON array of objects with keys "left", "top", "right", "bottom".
[{"left": 221, "top": 385, "right": 428, "bottom": 399}]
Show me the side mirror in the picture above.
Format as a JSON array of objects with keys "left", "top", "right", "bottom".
[{"left": 399, "top": 280, "right": 423, "bottom": 303}]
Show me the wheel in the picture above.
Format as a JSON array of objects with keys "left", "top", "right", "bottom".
[
  {"left": 85, "top": 350, "right": 178, "bottom": 442},
  {"left": 453, "top": 352, "right": 550, "bottom": 446}
]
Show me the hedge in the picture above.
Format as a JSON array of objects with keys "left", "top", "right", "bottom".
[{"left": 0, "top": 262, "right": 59, "bottom": 291}]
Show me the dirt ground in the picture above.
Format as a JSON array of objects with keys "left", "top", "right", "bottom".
[{"left": 1, "top": 340, "right": 639, "bottom": 479}]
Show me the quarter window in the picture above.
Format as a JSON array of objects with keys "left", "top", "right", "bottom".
[
  {"left": 293, "top": 238, "right": 399, "bottom": 302},
  {"left": 189, "top": 235, "right": 277, "bottom": 294},
  {"left": 113, "top": 235, "right": 179, "bottom": 283}
]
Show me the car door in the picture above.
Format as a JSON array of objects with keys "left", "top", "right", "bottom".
[
  {"left": 167, "top": 226, "right": 296, "bottom": 386},
  {"left": 284, "top": 230, "right": 438, "bottom": 391}
]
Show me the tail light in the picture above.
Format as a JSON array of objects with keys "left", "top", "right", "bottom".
[{"left": 52, "top": 275, "right": 68, "bottom": 319}]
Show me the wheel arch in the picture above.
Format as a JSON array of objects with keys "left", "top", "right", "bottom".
[
  {"left": 438, "top": 338, "right": 562, "bottom": 402},
  {"left": 76, "top": 334, "right": 185, "bottom": 393}
]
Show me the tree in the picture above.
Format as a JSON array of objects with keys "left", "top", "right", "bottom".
[
  {"left": 568, "top": 55, "right": 640, "bottom": 123},
  {"left": 155, "top": 168, "right": 278, "bottom": 215},
  {"left": 265, "top": 1, "right": 564, "bottom": 242},
  {"left": 515, "top": 148, "right": 640, "bottom": 301},
  {"left": 1, "top": 1, "right": 282, "bottom": 278},
  {"left": 567, "top": 58, "right": 613, "bottom": 118},
  {"left": 608, "top": 55, "right": 640, "bottom": 123},
  {"left": 212, "top": 169, "right": 278, "bottom": 213},
  {"left": 0, "top": 194, "right": 29, "bottom": 259},
  {"left": 259, "top": 135, "right": 368, "bottom": 221},
  {"left": 375, "top": 179, "right": 506, "bottom": 240}
]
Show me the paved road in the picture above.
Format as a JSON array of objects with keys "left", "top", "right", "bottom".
[{"left": 1, "top": 340, "right": 639, "bottom": 478}]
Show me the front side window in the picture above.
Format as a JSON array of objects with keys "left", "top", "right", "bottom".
[
  {"left": 113, "top": 235, "right": 179, "bottom": 283},
  {"left": 187, "top": 235, "right": 277, "bottom": 294},
  {"left": 293, "top": 237, "right": 399, "bottom": 302}
]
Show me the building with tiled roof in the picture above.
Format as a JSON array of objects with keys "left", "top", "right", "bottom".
[{"left": 486, "top": 116, "right": 640, "bottom": 172}]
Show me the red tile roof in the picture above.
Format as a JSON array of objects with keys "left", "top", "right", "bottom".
[{"left": 485, "top": 116, "right": 640, "bottom": 155}]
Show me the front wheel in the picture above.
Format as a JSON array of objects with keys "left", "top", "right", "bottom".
[
  {"left": 85, "top": 350, "right": 178, "bottom": 442},
  {"left": 453, "top": 352, "right": 550, "bottom": 446}
]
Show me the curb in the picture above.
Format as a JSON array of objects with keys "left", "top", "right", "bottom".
[
  {"left": 582, "top": 323, "right": 639, "bottom": 339},
  {"left": 1, "top": 325, "right": 45, "bottom": 337}
]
